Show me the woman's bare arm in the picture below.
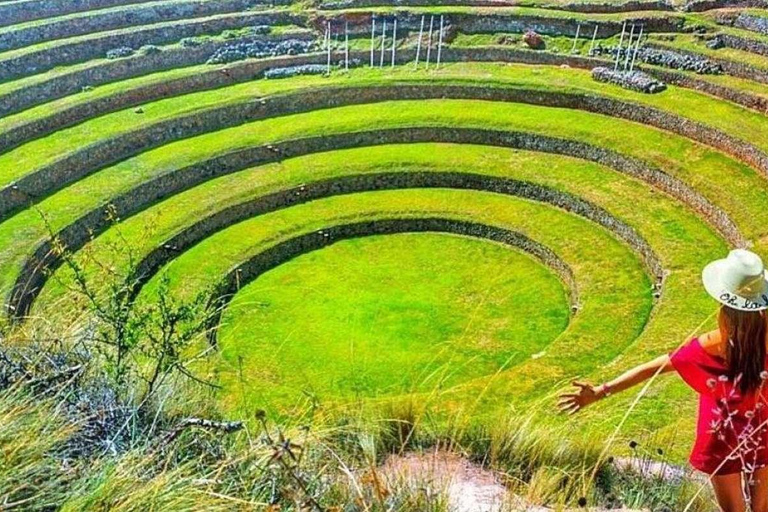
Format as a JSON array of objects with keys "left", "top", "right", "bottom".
[{"left": 558, "top": 354, "right": 675, "bottom": 414}]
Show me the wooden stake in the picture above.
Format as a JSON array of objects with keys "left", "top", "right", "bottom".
[
  {"left": 623, "top": 24, "right": 635, "bottom": 71},
  {"left": 588, "top": 24, "right": 598, "bottom": 55},
  {"left": 345, "top": 21, "right": 349, "bottom": 71},
  {"left": 370, "top": 16, "right": 375, "bottom": 67},
  {"left": 326, "top": 22, "right": 331, "bottom": 75},
  {"left": 614, "top": 21, "right": 626, "bottom": 71},
  {"left": 414, "top": 15, "right": 425, "bottom": 69},
  {"left": 571, "top": 23, "right": 581, "bottom": 54},
  {"left": 425, "top": 15, "right": 434, "bottom": 69},
  {"left": 436, "top": 15, "right": 444, "bottom": 68},
  {"left": 391, "top": 18, "right": 397, "bottom": 67},
  {"left": 380, "top": 19, "right": 386, "bottom": 67},
  {"left": 630, "top": 24, "right": 644, "bottom": 72}
]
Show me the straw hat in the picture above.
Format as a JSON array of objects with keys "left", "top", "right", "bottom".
[{"left": 703, "top": 249, "right": 768, "bottom": 311}]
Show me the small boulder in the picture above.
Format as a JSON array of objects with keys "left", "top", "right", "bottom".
[
  {"left": 496, "top": 34, "right": 519, "bottom": 46},
  {"left": 707, "top": 36, "right": 725, "bottom": 50},
  {"left": 523, "top": 30, "right": 545, "bottom": 50}
]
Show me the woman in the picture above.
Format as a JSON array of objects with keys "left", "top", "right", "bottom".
[{"left": 559, "top": 249, "right": 768, "bottom": 512}]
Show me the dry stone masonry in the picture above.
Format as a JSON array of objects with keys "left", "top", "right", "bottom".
[
  {"left": 14, "top": 124, "right": 741, "bottom": 320},
  {"left": 591, "top": 67, "right": 668, "bottom": 93},
  {"left": 207, "top": 38, "right": 318, "bottom": 64},
  {"left": 591, "top": 44, "right": 723, "bottom": 74}
]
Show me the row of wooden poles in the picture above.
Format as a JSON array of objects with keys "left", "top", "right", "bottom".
[
  {"left": 554, "top": 21, "right": 645, "bottom": 71},
  {"left": 321, "top": 15, "right": 447, "bottom": 74},
  {"left": 321, "top": 17, "right": 645, "bottom": 75},
  {"left": 613, "top": 22, "right": 645, "bottom": 73}
]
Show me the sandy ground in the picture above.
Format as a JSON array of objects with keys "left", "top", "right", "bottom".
[
  {"left": 379, "top": 449, "right": 660, "bottom": 511},
  {"left": 381, "top": 449, "right": 511, "bottom": 512}
]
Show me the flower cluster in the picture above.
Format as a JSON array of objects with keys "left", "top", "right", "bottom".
[{"left": 706, "top": 372, "right": 768, "bottom": 483}]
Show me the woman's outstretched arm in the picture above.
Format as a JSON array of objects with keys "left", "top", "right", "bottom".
[{"left": 558, "top": 354, "right": 675, "bottom": 414}]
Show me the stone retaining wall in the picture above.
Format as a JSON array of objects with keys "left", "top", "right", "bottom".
[
  {"left": 730, "top": 12, "right": 768, "bottom": 36},
  {"left": 12, "top": 126, "right": 731, "bottom": 320},
  {"left": 720, "top": 34, "right": 768, "bottom": 58},
  {"left": 560, "top": 0, "right": 674, "bottom": 12},
  {"left": 651, "top": 68, "right": 768, "bottom": 113},
  {"left": 647, "top": 42, "right": 768, "bottom": 84},
  {"left": 203, "top": 216, "right": 581, "bottom": 343},
  {"left": 683, "top": 0, "right": 768, "bottom": 11},
  {"left": 0, "top": 0, "right": 159, "bottom": 29},
  {"left": 0, "top": 32, "right": 315, "bottom": 121},
  {"left": 0, "top": 11, "right": 300, "bottom": 82},
  {"left": 315, "top": 11, "right": 685, "bottom": 38},
  {"left": 2, "top": 81, "right": 760, "bottom": 225},
  {"left": 4, "top": 47, "right": 764, "bottom": 161},
  {"left": 0, "top": 0, "right": 265, "bottom": 53},
  {"left": 318, "top": 0, "right": 673, "bottom": 12}
]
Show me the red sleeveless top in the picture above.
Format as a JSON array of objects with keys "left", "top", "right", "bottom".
[{"left": 670, "top": 338, "right": 768, "bottom": 475}]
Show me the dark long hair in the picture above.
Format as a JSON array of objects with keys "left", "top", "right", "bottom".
[{"left": 720, "top": 305, "right": 767, "bottom": 394}]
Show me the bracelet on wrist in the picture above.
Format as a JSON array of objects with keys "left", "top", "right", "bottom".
[{"left": 599, "top": 383, "right": 612, "bottom": 398}]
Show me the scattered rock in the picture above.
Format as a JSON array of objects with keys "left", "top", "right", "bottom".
[
  {"left": 682, "top": 23, "right": 710, "bottom": 34},
  {"left": 134, "top": 107, "right": 144, "bottom": 114},
  {"left": 251, "top": 25, "right": 272, "bottom": 35},
  {"left": 707, "top": 36, "right": 725, "bottom": 50},
  {"left": 335, "top": 58, "right": 363, "bottom": 69},
  {"left": 207, "top": 38, "right": 316, "bottom": 65},
  {"left": 139, "top": 44, "right": 162, "bottom": 56},
  {"left": 264, "top": 64, "right": 327, "bottom": 79},
  {"left": 496, "top": 34, "right": 520, "bottom": 46},
  {"left": 105, "top": 46, "right": 134, "bottom": 60},
  {"left": 733, "top": 13, "right": 768, "bottom": 36},
  {"left": 523, "top": 30, "right": 545, "bottom": 50},
  {"left": 179, "top": 37, "right": 203, "bottom": 48},
  {"left": 592, "top": 67, "right": 667, "bottom": 94},
  {"left": 592, "top": 44, "right": 722, "bottom": 74}
]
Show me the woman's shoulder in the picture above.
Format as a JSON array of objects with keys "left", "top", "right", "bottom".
[{"left": 698, "top": 330, "right": 725, "bottom": 358}]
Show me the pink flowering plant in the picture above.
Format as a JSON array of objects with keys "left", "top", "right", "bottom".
[{"left": 706, "top": 369, "right": 768, "bottom": 497}]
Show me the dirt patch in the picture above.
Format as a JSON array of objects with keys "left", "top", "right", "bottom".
[
  {"left": 380, "top": 449, "right": 509, "bottom": 512},
  {"left": 380, "top": 450, "right": 655, "bottom": 511}
]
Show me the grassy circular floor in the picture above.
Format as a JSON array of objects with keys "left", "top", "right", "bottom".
[{"left": 217, "top": 232, "right": 571, "bottom": 412}]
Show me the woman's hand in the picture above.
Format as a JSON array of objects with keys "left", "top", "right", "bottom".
[{"left": 557, "top": 381, "right": 603, "bottom": 415}]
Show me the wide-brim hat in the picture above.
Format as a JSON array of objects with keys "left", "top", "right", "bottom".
[{"left": 703, "top": 249, "right": 768, "bottom": 312}]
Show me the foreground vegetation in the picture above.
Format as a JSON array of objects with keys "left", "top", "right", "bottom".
[{"left": 0, "top": 313, "right": 716, "bottom": 511}]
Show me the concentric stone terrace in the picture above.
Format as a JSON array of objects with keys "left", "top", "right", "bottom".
[{"left": 3, "top": 0, "right": 768, "bottom": 458}]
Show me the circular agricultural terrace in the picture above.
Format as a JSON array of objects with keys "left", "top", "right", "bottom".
[{"left": 3, "top": 0, "right": 768, "bottom": 471}]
